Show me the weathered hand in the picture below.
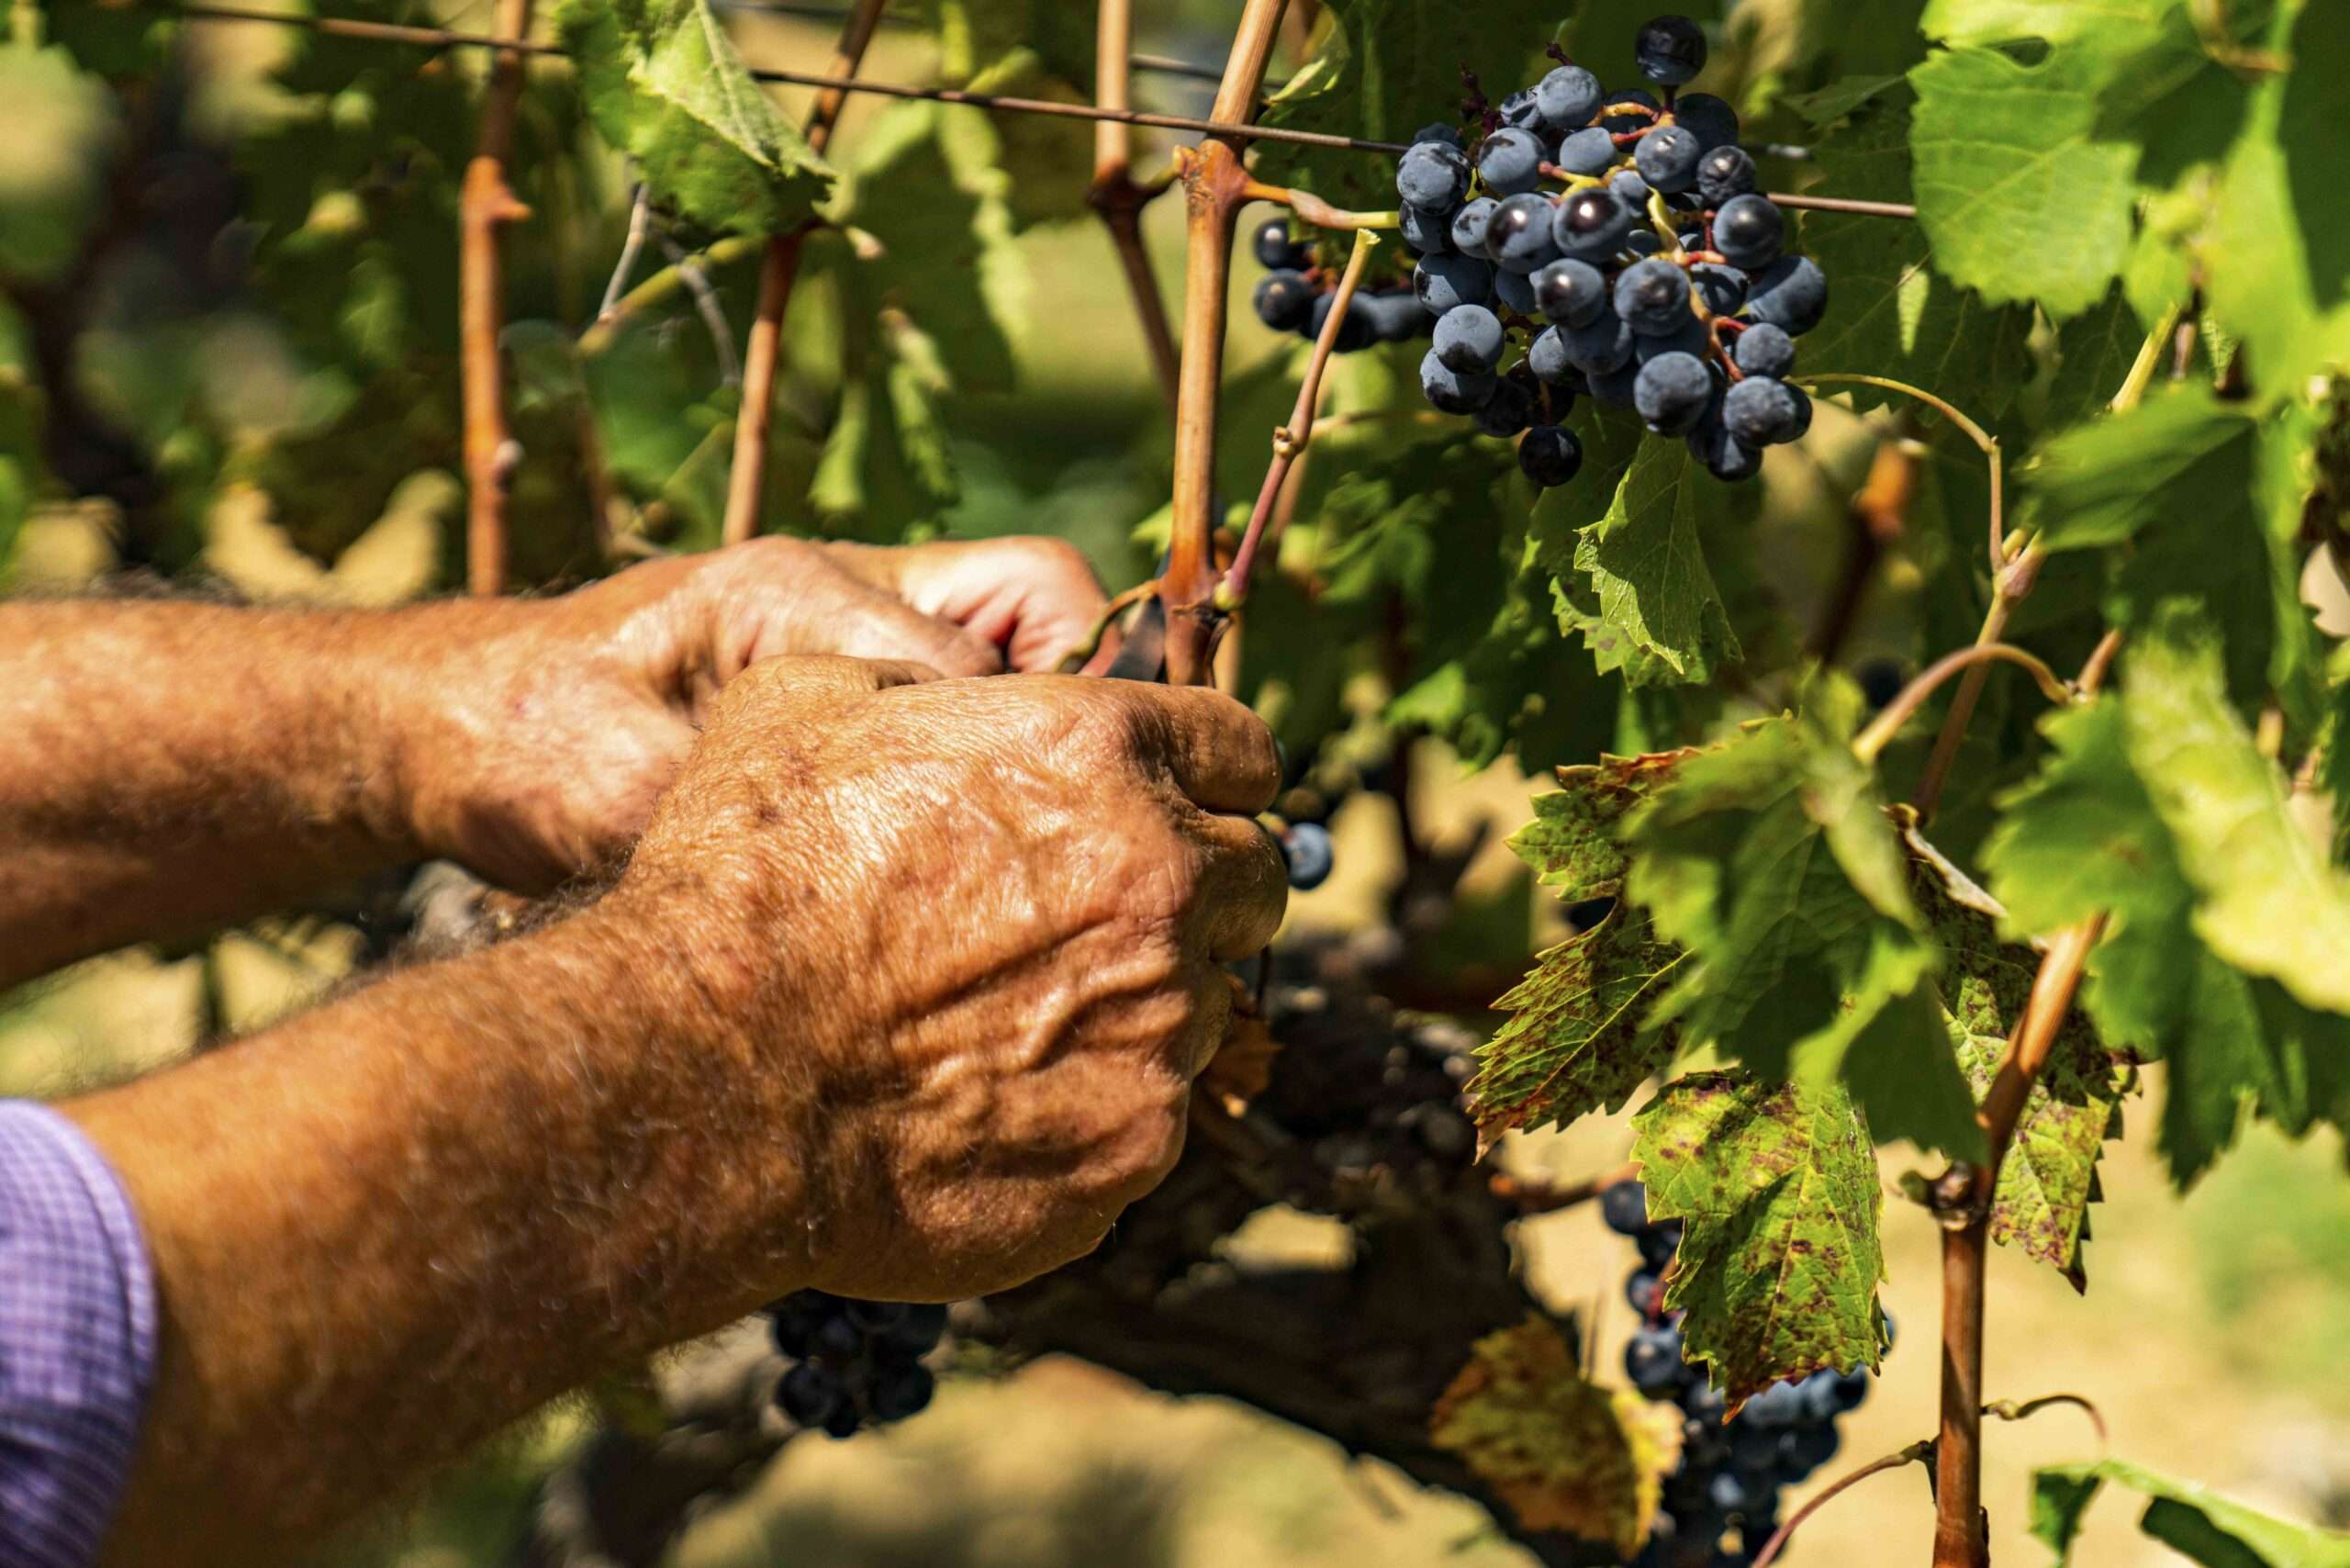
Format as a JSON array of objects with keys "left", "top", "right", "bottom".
[
  {"left": 607, "top": 655, "right": 1287, "bottom": 1300},
  {"left": 391, "top": 535, "right": 1111, "bottom": 890}
]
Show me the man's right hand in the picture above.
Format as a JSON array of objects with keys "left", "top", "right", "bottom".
[{"left": 607, "top": 655, "right": 1289, "bottom": 1302}]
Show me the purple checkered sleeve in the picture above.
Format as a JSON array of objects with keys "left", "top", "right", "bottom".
[{"left": 0, "top": 1102, "right": 157, "bottom": 1568}]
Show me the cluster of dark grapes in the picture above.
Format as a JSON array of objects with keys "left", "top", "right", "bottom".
[
  {"left": 1387, "top": 16, "right": 1828, "bottom": 489},
  {"left": 765, "top": 1290, "right": 946, "bottom": 1439},
  {"left": 1603, "top": 1179, "right": 1869, "bottom": 1566},
  {"left": 1250, "top": 218, "right": 1436, "bottom": 352}
]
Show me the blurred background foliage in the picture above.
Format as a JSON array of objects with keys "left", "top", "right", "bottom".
[{"left": 3, "top": 0, "right": 2346, "bottom": 1564}]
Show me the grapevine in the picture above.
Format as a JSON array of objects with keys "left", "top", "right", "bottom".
[{"left": 11, "top": 4, "right": 2350, "bottom": 1568}]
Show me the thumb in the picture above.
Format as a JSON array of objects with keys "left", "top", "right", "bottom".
[{"left": 803, "top": 570, "right": 1007, "bottom": 680}]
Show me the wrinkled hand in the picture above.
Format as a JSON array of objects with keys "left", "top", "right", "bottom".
[
  {"left": 392, "top": 535, "right": 1110, "bottom": 890},
  {"left": 608, "top": 656, "right": 1287, "bottom": 1299}
]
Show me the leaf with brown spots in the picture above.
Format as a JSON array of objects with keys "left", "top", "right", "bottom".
[
  {"left": 1430, "top": 1316, "right": 1684, "bottom": 1554},
  {"left": 1907, "top": 819, "right": 2137, "bottom": 1289},
  {"left": 1466, "top": 906, "right": 1690, "bottom": 1148},
  {"left": 1633, "top": 1072, "right": 1886, "bottom": 1407},
  {"left": 1508, "top": 750, "right": 1700, "bottom": 901}
]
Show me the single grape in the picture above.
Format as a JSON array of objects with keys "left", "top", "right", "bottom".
[
  {"left": 1396, "top": 140, "right": 1471, "bottom": 211},
  {"left": 1478, "top": 126, "right": 1548, "bottom": 197},
  {"left": 1674, "top": 92, "right": 1740, "bottom": 151},
  {"left": 1723, "top": 375, "right": 1802, "bottom": 444},
  {"left": 1282, "top": 821, "right": 1336, "bottom": 890},
  {"left": 885, "top": 1303, "right": 951, "bottom": 1353},
  {"left": 1680, "top": 1381, "right": 1728, "bottom": 1426},
  {"left": 1713, "top": 193, "right": 1785, "bottom": 270},
  {"left": 1730, "top": 321, "right": 1794, "bottom": 378},
  {"left": 1251, "top": 218, "right": 1308, "bottom": 272},
  {"left": 1627, "top": 229, "right": 1664, "bottom": 258},
  {"left": 1414, "top": 252, "right": 1494, "bottom": 316},
  {"left": 1627, "top": 1267, "right": 1666, "bottom": 1316},
  {"left": 1636, "top": 350, "right": 1712, "bottom": 433},
  {"left": 1369, "top": 290, "right": 1432, "bottom": 342},
  {"left": 869, "top": 1361, "right": 937, "bottom": 1422},
  {"left": 1397, "top": 199, "right": 1454, "bottom": 255},
  {"left": 812, "top": 1313, "right": 863, "bottom": 1361},
  {"left": 1420, "top": 349, "right": 1497, "bottom": 413},
  {"left": 778, "top": 1361, "right": 845, "bottom": 1427},
  {"left": 1602, "top": 89, "right": 1661, "bottom": 134},
  {"left": 1785, "top": 382, "right": 1814, "bottom": 438},
  {"left": 1449, "top": 196, "right": 1500, "bottom": 256},
  {"left": 1636, "top": 1221, "right": 1684, "bottom": 1269},
  {"left": 1532, "top": 257, "right": 1609, "bottom": 326},
  {"left": 1695, "top": 144, "right": 1757, "bottom": 205},
  {"left": 1527, "top": 325, "right": 1576, "bottom": 385},
  {"left": 1493, "top": 265, "right": 1537, "bottom": 316},
  {"left": 1474, "top": 375, "right": 1536, "bottom": 438},
  {"left": 1637, "top": 15, "right": 1708, "bottom": 85},
  {"left": 1707, "top": 1467, "right": 1772, "bottom": 1517},
  {"left": 1601, "top": 1180, "right": 1651, "bottom": 1235},
  {"left": 821, "top": 1404, "right": 862, "bottom": 1439},
  {"left": 1610, "top": 167, "right": 1653, "bottom": 209},
  {"left": 1589, "top": 358, "right": 1641, "bottom": 408},
  {"left": 1533, "top": 66, "right": 1603, "bottom": 131},
  {"left": 1412, "top": 120, "right": 1463, "bottom": 148},
  {"left": 1552, "top": 186, "right": 1635, "bottom": 261},
  {"left": 1626, "top": 1323, "right": 1686, "bottom": 1393},
  {"left": 1616, "top": 257, "right": 1695, "bottom": 335},
  {"left": 1689, "top": 261, "right": 1747, "bottom": 316},
  {"left": 1489, "top": 192, "right": 1561, "bottom": 273},
  {"left": 1517, "top": 423, "right": 1584, "bottom": 487},
  {"left": 1831, "top": 1367, "right": 1872, "bottom": 1412},
  {"left": 1252, "top": 270, "right": 1314, "bottom": 332},
  {"left": 1740, "top": 1381, "right": 1809, "bottom": 1429},
  {"left": 1745, "top": 254, "right": 1827, "bottom": 333},
  {"left": 1434, "top": 303, "right": 1505, "bottom": 373},
  {"left": 1689, "top": 414, "right": 1762, "bottom": 482},
  {"left": 1309, "top": 290, "right": 1375, "bottom": 353},
  {"left": 1496, "top": 87, "right": 1543, "bottom": 130},
  {"left": 1796, "top": 1371, "right": 1847, "bottom": 1426},
  {"left": 1781, "top": 1421, "right": 1840, "bottom": 1481},
  {"left": 1554, "top": 125, "right": 1617, "bottom": 176},
  {"left": 1635, "top": 123, "right": 1703, "bottom": 193}
]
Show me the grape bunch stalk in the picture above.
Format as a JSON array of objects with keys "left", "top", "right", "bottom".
[
  {"left": 1601, "top": 1179, "right": 1872, "bottom": 1566},
  {"left": 1393, "top": 16, "right": 1828, "bottom": 489},
  {"left": 765, "top": 1290, "right": 947, "bottom": 1439},
  {"left": 1249, "top": 217, "right": 1436, "bottom": 352}
]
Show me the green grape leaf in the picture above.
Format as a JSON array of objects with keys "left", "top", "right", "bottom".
[
  {"left": 558, "top": 0, "right": 834, "bottom": 239},
  {"left": 1982, "top": 682, "right": 2350, "bottom": 1188},
  {"left": 1907, "top": 40, "right": 2138, "bottom": 319},
  {"left": 1250, "top": 0, "right": 1550, "bottom": 217},
  {"left": 1507, "top": 751, "right": 1699, "bottom": 900},
  {"left": 0, "top": 48, "right": 125, "bottom": 284},
  {"left": 1623, "top": 680, "right": 1982, "bottom": 1148},
  {"left": 1430, "top": 1316, "right": 1684, "bottom": 1553},
  {"left": 1468, "top": 908, "right": 1691, "bottom": 1147},
  {"left": 1570, "top": 437, "right": 1740, "bottom": 687},
  {"left": 1795, "top": 87, "right": 2033, "bottom": 417},
  {"left": 2023, "top": 385, "right": 2256, "bottom": 554},
  {"left": 1633, "top": 1073, "right": 1886, "bottom": 1405},
  {"left": 2123, "top": 601, "right": 2350, "bottom": 1016},
  {"left": 2031, "top": 1459, "right": 2350, "bottom": 1566},
  {"left": 2208, "top": 0, "right": 2350, "bottom": 396},
  {"left": 2044, "top": 286, "right": 2148, "bottom": 431}
]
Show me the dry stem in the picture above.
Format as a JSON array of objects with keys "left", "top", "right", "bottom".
[{"left": 459, "top": 0, "right": 534, "bottom": 596}]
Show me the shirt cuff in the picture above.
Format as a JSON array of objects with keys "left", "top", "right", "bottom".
[{"left": 0, "top": 1101, "right": 159, "bottom": 1568}]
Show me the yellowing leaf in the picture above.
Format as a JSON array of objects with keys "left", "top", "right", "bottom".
[{"left": 1430, "top": 1317, "right": 1682, "bottom": 1554}]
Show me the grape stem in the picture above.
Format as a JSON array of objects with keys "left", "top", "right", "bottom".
[
  {"left": 1219, "top": 229, "right": 1381, "bottom": 611},
  {"left": 1751, "top": 1439, "right": 1934, "bottom": 1568},
  {"left": 721, "top": 0, "right": 889, "bottom": 546},
  {"left": 578, "top": 236, "right": 765, "bottom": 357},
  {"left": 1089, "top": 0, "right": 1182, "bottom": 410},
  {"left": 1162, "top": 0, "right": 1292, "bottom": 688},
  {"left": 597, "top": 184, "right": 655, "bottom": 325},
  {"left": 1053, "top": 579, "right": 1159, "bottom": 674},
  {"left": 457, "top": 0, "right": 534, "bottom": 596},
  {"left": 1238, "top": 179, "right": 1402, "bottom": 230},
  {"left": 1849, "top": 642, "right": 2075, "bottom": 766}
]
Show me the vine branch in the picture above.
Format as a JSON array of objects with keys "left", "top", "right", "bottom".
[
  {"left": 1088, "top": 0, "right": 1181, "bottom": 409},
  {"left": 1220, "top": 229, "right": 1379, "bottom": 609},
  {"left": 1160, "top": 0, "right": 1291, "bottom": 688},
  {"left": 721, "top": 0, "right": 887, "bottom": 546},
  {"left": 458, "top": 0, "right": 535, "bottom": 596}
]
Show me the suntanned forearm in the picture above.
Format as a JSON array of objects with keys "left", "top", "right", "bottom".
[
  {"left": 0, "top": 599, "right": 469, "bottom": 986},
  {"left": 63, "top": 890, "right": 818, "bottom": 1567}
]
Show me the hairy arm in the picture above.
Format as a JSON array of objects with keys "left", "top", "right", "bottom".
[
  {"left": 58, "top": 656, "right": 1284, "bottom": 1567},
  {"left": 0, "top": 535, "right": 1110, "bottom": 989}
]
